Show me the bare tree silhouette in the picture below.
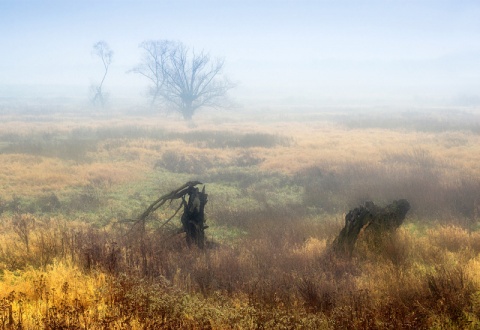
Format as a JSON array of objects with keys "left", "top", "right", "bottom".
[
  {"left": 91, "top": 41, "right": 113, "bottom": 107},
  {"left": 131, "top": 40, "right": 235, "bottom": 120}
]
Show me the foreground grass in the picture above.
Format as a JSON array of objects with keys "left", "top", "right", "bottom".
[{"left": 1, "top": 217, "right": 480, "bottom": 329}]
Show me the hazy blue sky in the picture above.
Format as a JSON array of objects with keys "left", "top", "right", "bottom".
[{"left": 1, "top": 0, "right": 479, "bottom": 106}]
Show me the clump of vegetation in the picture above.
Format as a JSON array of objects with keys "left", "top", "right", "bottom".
[{"left": 1, "top": 210, "right": 479, "bottom": 328}]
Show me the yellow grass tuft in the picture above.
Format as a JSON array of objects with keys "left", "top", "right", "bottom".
[
  {"left": 292, "top": 237, "right": 327, "bottom": 260},
  {"left": 0, "top": 260, "right": 107, "bottom": 329}
]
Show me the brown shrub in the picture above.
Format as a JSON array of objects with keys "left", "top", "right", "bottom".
[{"left": 428, "top": 225, "right": 470, "bottom": 253}]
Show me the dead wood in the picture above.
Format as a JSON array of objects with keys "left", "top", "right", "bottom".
[
  {"left": 137, "top": 180, "right": 203, "bottom": 223},
  {"left": 128, "top": 181, "right": 208, "bottom": 249},
  {"left": 333, "top": 199, "right": 410, "bottom": 256}
]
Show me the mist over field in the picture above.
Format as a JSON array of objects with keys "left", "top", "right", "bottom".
[
  {"left": 1, "top": 0, "right": 480, "bottom": 109},
  {"left": 2, "top": 1, "right": 480, "bottom": 329}
]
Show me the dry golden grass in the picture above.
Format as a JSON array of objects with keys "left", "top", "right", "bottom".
[
  {"left": 0, "top": 261, "right": 108, "bottom": 329},
  {"left": 3, "top": 110, "right": 480, "bottom": 176},
  {"left": 0, "top": 155, "right": 145, "bottom": 199},
  {"left": 1, "top": 109, "right": 480, "bottom": 328},
  {"left": 0, "top": 213, "right": 478, "bottom": 328}
]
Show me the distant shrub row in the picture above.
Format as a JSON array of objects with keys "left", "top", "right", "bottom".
[{"left": 0, "top": 126, "right": 291, "bottom": 160}]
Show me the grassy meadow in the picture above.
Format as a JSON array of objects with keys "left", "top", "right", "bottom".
[{"left": 1, "top": 106, "right": 480, "bottom": 329}]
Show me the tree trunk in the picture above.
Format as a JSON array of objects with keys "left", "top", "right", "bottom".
[
  {"left": 181, "top": 186, "right": 208, "bottom": 248},
  {"left": 182, "top": 106, "right": 194, "bottom": 121},
  {"left": 333, "top": 199, "right": 410, "bottom": 256}
]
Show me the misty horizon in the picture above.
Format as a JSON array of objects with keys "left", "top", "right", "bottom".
[{"left": 1, "top": 0, "right": 479, "bottom": 109}]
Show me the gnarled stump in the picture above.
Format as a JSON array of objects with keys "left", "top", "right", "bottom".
[
  {"left": 181, "top": 186, "right": 208, "bottom": 248},
  {"left": 129, "top": 181, "right": 208, "bottom": 249},
  {"left": 333, "top": 199, "right": 410, "bottom": 256}
]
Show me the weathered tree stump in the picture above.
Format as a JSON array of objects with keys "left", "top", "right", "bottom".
[
  {"left": 333, "top": 199, "right": 410, "bottom": 256},
  {"left": 129, "top": 181, "right": 208, "bottom": 249},
  {"left": 181, "top": 185, "right": 208, "bottom": 248}
]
